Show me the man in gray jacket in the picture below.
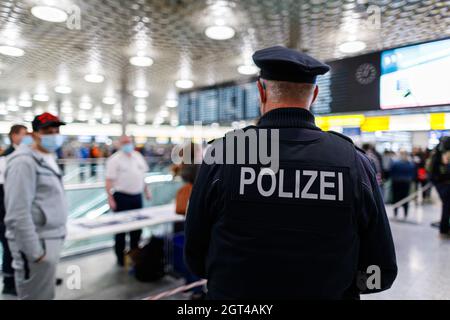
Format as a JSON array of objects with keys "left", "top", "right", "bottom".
[{"left": 4, "top": 112, "right": 67, "bottom": 300}]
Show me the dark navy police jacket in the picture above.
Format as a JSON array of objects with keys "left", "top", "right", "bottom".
[{"left": 185, "top": 108, "right": 397, "bottom": 299}]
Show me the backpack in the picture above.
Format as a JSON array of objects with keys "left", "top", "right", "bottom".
[{"left": 133, "top": 237, "right": 166, "bottom": 282}]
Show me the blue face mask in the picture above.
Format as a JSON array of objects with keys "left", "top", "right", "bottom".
[
  {"left": 122, "top": 143, "right": 134, "bottom": 154},
  {"left": 21, "top": 135, "right": 34, "bottom": 146},
  {"left": 40, "top": 134, "right": 64, "bottom": 153}
]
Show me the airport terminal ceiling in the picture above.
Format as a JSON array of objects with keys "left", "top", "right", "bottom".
[{"left": 0, "top": 0, "right": 449, "bottom": 126}]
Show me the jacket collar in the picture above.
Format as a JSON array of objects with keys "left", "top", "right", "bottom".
[{"left": 257, "top": 107, "right": 321, "bottom": 130}]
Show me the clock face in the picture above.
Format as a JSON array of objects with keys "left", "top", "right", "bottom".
[{"left": 355, "top": 63, "right": 377, "bottom": 85}]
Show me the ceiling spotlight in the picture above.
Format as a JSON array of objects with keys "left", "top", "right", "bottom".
[
  {"left": 61, "top": 105, "right": 73, "bottom": 114},
  {"left": 130, "top": 55, "right": 154, "bottom": 67},
  {"left": 133, "top": 89, "right": 149, "bottom": 98},
  {"left": 7, "top": 104, "right": 19, "bottom": 112},
  {"left": 0, "top": 45, "right": 25, "bottom": 57},
  {"left": 112, "top": 108, "right": 122, "bottom": 116},
  {"left": 101, "top": 117, "right": 111, "bottom": 125},
  {"left": 84, "top": 74, "right": 105, "bottom": 83},
  {"left": 54, "top": 85, "right": 72, "bottom": 94},
  {"left": 238, "top": 64, "right": 259, "bottom": 75},
  {"left": 79, "top": 102, "right": 93, "bottom": 110},
  {"left": 18, "top": 100, "right": 33, "bottom": 108},
  {"left": 338, "top": 41, "right": 367, "bottom": 54},
  {"left": 205, "top": 25, "right": 235, "bottom": 40},
  {"left": 102, "top": 97, "right": 117, "bottom": 105},
  {"left": 175, "top": 79, "right": 194, "bottom": 89},
  {"left": 33, "top": 94, "right": 49, "bottom": 102},
  {"left": 64, "top": 116, "right": 74, "bottom": 123},
  {"left": 166, "top": 99, "right": 179, "bottom": 108},
  {"left": 31, "top": 5, "right": 68, "bottom": 23},
  {"left": 135, "top": 104, "right": 148, "bottom": 112},
  {"left": 159, "top": 110, "right": 170, "bottom": 118}
]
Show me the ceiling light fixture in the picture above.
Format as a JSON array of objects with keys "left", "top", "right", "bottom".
[
  {"left": 102, "top": 97, "right": 117, "bottom": 105},
  {"left": 165, "top": 99, "right": 179, "bottom": 108},
  {"left": 133, "top": 89, "right": 149, "bottom": 98},
  {"left": 159, "top": 110, "right": 170, "bottom": 118},
  {"left": 237, "top": 64, "right": 259, "bottom": 75},
  {"left": 175, "top": 79, "right": 194, "bottom": 89},
  {"left": 7, "top": 104, "right": 19, "bottom": 112},
  {"left": 135, "top": 104, "right": 148, "bottom": 112},
  {"left": 31, "top": 5, "right": 68, "bottom": 23},
  {"left": 205, "top": 25, "right": 235, "bottom": 40},
  {"left": 18, "top": 100, "right": 33, "bottom": 108},
  {"left": 0, "top": 45, "right": 25, "bottom": 57},
  {"left": 338, "top": 41, "right": 366, "bottom": 54},
  {"left": 84, "top": 74, "right": 105, "bottom": 84},
  {"left": 79, "top": 102, "right": 93, "bottom": 110},
  {"left": 33, "top": 94, "right": 49, "bottom": 102},
  {"left": 54, "top": 85, "right": 72, "bottom": 94},
  {"left": 130, "top": 55, "right": 154, "bottom": 67}
]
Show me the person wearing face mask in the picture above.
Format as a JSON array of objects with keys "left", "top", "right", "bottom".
[
  {"left": 0, "top": 124, "right": 28, "bottom": 296},
  {"left": 105, "top": 135, "right": 151, "bottom": 266},
  {"left": 3, "top": 113, "right": 68, "bottom": 300}
]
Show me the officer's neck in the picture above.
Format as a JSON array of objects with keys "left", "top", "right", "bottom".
[{"left": 262, "top": 104, "right": 311, "bottom": 115}]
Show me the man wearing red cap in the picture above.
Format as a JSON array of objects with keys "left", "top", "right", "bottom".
[{"left": 4, "top": 113, "right": 68, "bottom": 300}]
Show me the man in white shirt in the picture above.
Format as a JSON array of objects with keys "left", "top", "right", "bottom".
[{"left": 105, "top": 135, "right": 151, "bottom": 266}]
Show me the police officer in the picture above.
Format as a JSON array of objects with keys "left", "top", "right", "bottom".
[{"left": 185, "top": 46, "right": 397, "bottom": 299}]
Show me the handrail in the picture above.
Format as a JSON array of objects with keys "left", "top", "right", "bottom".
[
  {"left": 391, "top": 182, "right": 433, "bottom": 210},
  {"left": 63, "top": 174, "right": 177, "bottom": 191}
]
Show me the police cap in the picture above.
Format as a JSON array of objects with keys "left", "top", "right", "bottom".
[{"left": 252, "top": 46, "right": 330, "bottom": 84}]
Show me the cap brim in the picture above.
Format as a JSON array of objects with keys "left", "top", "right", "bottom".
[{"left": 39, "top": 120, "right": 66, "bottom": 129}]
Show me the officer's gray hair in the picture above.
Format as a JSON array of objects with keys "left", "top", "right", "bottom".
[{"left": 263, "top": 79, "right": 315, "bottom": 104}]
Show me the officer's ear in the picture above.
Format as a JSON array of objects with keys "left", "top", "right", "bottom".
[
  {"left": 311, "top": 85, "right": 319, "bottom": 105},
  {"left": 257, "top": 79, "right": 267, "bottom": 105}
]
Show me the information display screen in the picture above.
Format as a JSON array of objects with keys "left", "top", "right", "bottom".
[
  {"left": 313, "top": 52, "right": 381, "bottom": 114},
  {"left": 380, "top": 38, "right": 450, "bottom": 110},
  {"left": 178, "top": 79, "right": 260, "bottom": 125}
]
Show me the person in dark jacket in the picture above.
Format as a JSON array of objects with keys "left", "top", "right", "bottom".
[
  {"left": 390, "top": 151, "right": 416, "bottom": 218},
  {"left": 185, "top": 46, "right": 397, "bottom": 300},
  {"left": 428, "top": 137, "right": 450, "bottom": 236},
  {"left": 0, "top": 124, "right": 27, "bottom": 296}
]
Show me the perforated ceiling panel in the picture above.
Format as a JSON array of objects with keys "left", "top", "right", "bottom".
[{"left": 0, "top": 0, "right": 449, "bottom": 125}]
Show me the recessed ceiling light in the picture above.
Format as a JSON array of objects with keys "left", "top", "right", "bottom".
[
  {"left": 0, "top": 45, "right": 25, "bottom": 57},
  {"left": 205, "top": 25, "right": 235, "bottom": 40},
  {"left": 7, "top": 104, "right": 19, "bottom": 112},
  {"left": 238, "top": 64, "right": 259, "bottom": 75},
  {"left": 338, "top": 41, "right": 366, "bottom": 53},
  {"left": 84, "top": 74, "right": 105, "bottom": 83},
  {"left": 112, "top": 108, "right": 122, "bottom": 116},
  {"left": 101, "top": 117, "right": 111, "bottom": 125},
  {"left": 102, "top": 96, "right": 117, "bottom": 105},
  {"left": 166, "top": 99, "right": 179, "bottom": 108},
  {"left": 54, "top": 85, "right": 72, "bottom": 94},
  {"left": 18, "top": 100, "right": 33, "bottom": 108},
  {"left": 130, "top": 55, "right": 154, "bottom": 67},
  {"left": 61, "top": 105, "right": 73, "bottom": 114},
  {"left": 135, "top": 104, "right": 148, "bottom": 112},
  {"left": 79, "top": 102, "right": 93, "bottom": 110},
  {"left": 31, "top": 5, "right": 68, "bottom": 23},
  {"left": 33, "top": 94, "right": 49, "bottom": 102},
  {"left": 133, "top": 89, "right": 149, "bottom": 98},
  {"left": 63, "top": 116, "right": 74, "bottom": 123},
  {"left": 175, "top": 79, "right": 194, "bottom": 89}
]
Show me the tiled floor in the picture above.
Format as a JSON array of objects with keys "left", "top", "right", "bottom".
[
  {"left": 363, "top": 200, "right": 450, "bottom": 300},
  {"left": 1, "top": 198, "right": 449, "bottom": 300}
]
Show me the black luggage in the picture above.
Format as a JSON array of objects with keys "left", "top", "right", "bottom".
[{"left": 133, "top": 236, "right": 166, "bottom": 282}]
